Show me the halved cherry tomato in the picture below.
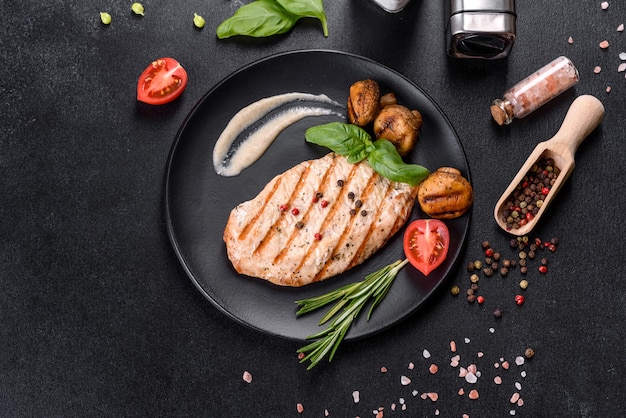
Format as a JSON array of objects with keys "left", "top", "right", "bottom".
[
  {"left": 137, "top": 57, "right": 188, "bottom": 105},
  {"left": 403, "top": 219, "right": 450, "bottom": 276}
]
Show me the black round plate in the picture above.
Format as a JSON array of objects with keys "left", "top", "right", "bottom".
[{"left": 165, "top": 50, "right": 470, "bottom": 342}]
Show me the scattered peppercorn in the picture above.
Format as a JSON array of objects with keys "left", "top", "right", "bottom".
[
  {"left": 347, "top": 192, "right": 355, "bottom": 200},
  {"left": 451, "top": 285, "right": 460, "bottom": 296},
  {"left": 280, "top": 204, "right": 288, "bottom": 212},
  {"left": 519, "top": 279, "right": 528, "bottom": 289},
  {"left": 349, "top": 209, "right": 357, "bottom": 216},
  {"left": 515, "top": 294, "right": 525, "bottom": 305},
  {"left": 483, "top": 267, "right": 494, "bottom": 277},
  {"left": 355, "top": 200, "right": 363, "bottom": 208},
  {"left": 337, "top": 179, "right": 344, "bottom": 187},
  {"left": 538, "top": 265, "right": 548, "bottom": 274},
  {"left": 485, "top": 248, "right": 494, "bottom": 257},
  {"left": 320, "top": 200, "right": 329, "bottom": 208},
  {"left": 481, "top": 241, "right": 490, "bottom": 249},
  {"left": 467, "top": 294, "right": 477, "bottom": 303},
  {"left": 500, "top": 267, "right": 509, "bottom": 276},
  {"left": 520, "top": 266, "right": 528, "bottom": 274},
  {"left": 360, "top": 210, "right": 368, "bottom": 216},
  {"left": 493, "top": 308, "right": 503, "bottom": 318},
  {"left": 291, "top": 207, "right": 300, "bottom": 216},
  {"left": 295, "top": 221, "right": 304, "bottom": 229},
  {"left": 476, "top": 295, "right": 485, "bottom": 304},
  {"left": 524, "top": 347, "right": 535, "bottom": 358},
  {"left": 314, "top": 232, "right": 322, "bottom": 240}
]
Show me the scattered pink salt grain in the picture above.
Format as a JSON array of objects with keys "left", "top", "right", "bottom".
[
  {"left": 568, "top": 36, "right": 574, "bottom": 44},
  {"left": 450, "top": 341, "right": 457, "bottom": 352},
  {"left": 242, "top": 371, "right": 253, "bottom": 384},
  {"left": 477, "top": 352, "right": 484, "bottom": 358},
  {"left": 467, "top": 364, "right": 477, "bottom": 374},
  {"left": 380, "top": 366, "right": 388, "bottom": 373},
  {"left": 401, "top": 375, "right": 411, "bottom": 386},
  {"left": 296, "top": 403, "right": 304, "bottom": 414},
  {"left": 502, "top": 361, "right": 510, "bottom": 370},
  {"left": 427, "top": 392, "right": 439, "bottom": 402},
  {"left": 450, "top": 355, "right": 460, "bottom": 367},
  {"left": 494, "top": 376, "right": 503, "bottom": 385},
  {"left": 458, "top": 388, "right": 465, "bottom": 396},
  {"left": 601, "top": 1, "right": 609, "bottom": 10},
  {"left": 408, "top": 362, "right": 415, "bottom": 370},
  {"left": 618, "top": 24, "right": 624, "bottom": 32},
  {"left": 324, "top": 409, "right": 329, "bottom": 416},
  {"left": 298, "top": 352, "right": 305, "bottom": 360},
  {"left": 600, "top": 40, "right": 610, "bottom": 49},
  {"left": 618, "top": 63, "right": 626, "bottom": 72},
  {"left": 459, "top": 367, "right": 467, "bottom": 378},
  {"left": 375, "top": 410, "right": 384, "bottom": 418},
  {"left": 423, "top": 349, "right": 432, "bottom": 359},
  {"left": 429, "top": 364, "right": 439, "bottom": 374},
  {"left": 515, "top": 356, "right": 525, "bottom": 366},
  {"left": 594, "top": 66, "right": 602, "bottom": 74},
  {"left": 517, "top": 398, "right": 525, "bottom": 407},
  {"left": 510, "top": 392, "right": 521, "bottom": 404},
  {"left": 606, "top": 86, "right": 612, "bottom": 93},
  {"left": 391, "top": 403, "right": 396, "bottom": 411},
  {"left": 468, "top": 389, "right": 480, "bottom": 400},
  {"left": 463, "top": 415, "right": 470, "bottom": 418},
  {"left": 352, "top": 390, "right": 360, "bottom": 403},
  {"left": 465, "top": 372, "right": 478, "bottom": 384}
]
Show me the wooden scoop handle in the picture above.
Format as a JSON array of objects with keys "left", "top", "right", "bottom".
[{"left": 550, "top": 95, "right": 605, "bottom": 156}]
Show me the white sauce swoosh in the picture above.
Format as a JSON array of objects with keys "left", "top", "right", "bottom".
[{"left": 213, "top": 92, "right": 344, "bottom": 177}]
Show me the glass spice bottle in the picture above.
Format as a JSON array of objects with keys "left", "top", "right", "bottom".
[{"left": 490, "top": 56, "right": 579, "bottom": 125}]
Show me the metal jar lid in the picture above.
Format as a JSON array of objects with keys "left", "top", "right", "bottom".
[{"left": 450, "top": 0, "right": 516, "bottom": 14}]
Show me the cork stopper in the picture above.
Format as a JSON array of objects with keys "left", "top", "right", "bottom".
[{"left": 490, "top": 99, "right": 514, "bottom": 125}]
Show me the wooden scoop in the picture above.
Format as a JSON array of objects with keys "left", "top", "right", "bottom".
[{"left": 494, "top": 95, "right": 605, "bottom": 236}]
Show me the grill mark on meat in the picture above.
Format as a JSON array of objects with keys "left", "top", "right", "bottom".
[
  {"left": 345, "top": 172, "right": 389, "bottom": 270},
  {"left": 237, "top": 175, "right": 284, "bottom": 243},
  {"left": 271, "top": 156, "right": 339, "bottom": 266},
  {"left": 311, "top": 164, "right": 374, "bottom": 282},
  {"left": 252, "top": 161, "right": 314, "bottom": 257}
]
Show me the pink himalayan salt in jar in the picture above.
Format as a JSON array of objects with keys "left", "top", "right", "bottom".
[{"left": 491, "top": 56, "right": 579, "bottom": 125}]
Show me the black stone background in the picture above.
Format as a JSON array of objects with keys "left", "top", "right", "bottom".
[{"left": 1, "top": 1, "right": 625, "bottom": 416}]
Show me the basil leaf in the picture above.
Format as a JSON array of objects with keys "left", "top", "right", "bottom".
[
  {"left": 277, "top": 0, "right": 328, "bottom": 37},
  {"left": 216, "top": 0, "right": 298, "bottom": 39},
  {"left": 367, "top": 140, "right": 429, "bottom": 186},
  {"left": 305, "top": 122, "right": 374, "bottom": 164}
]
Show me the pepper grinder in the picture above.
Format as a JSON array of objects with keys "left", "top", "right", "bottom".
[{"left": 446, "top": 0, "right": 517, "bottom": 59}]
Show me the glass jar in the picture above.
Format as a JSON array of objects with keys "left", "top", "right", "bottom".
[
  {"left": 491, "top": 56, "right": 580, "bottom": 125},
  {"left": 370, "top": 0, "right": 411, "bottom": 13}
]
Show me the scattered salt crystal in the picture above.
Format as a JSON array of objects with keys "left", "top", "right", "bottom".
[
  {"left": 468, "top": 389, "right": 480, "bottom": 400},
  {"left": 458, "top": 388, "right": 465, "bottom": 395},
  {"left": 600, "top": 40, "right": 610, "bottom": 49},
  {"left": 477, "top": 352, "right": 484, "bottom": 358},
  {"left": 353, "top": 391, "right": 360, "bottom": 403},
  {"left": 408, "top": 362, "right": 414, "bottom": 370},
  {"left": 465, "top": 338, "right": 471, "bottom": 344},
  {"left": 381, "top": 366, "right": 388, "bottom": 373},
  {"left": 517, "top": 398, "right": 525, "bottom": 407},
  {"left": 467, "top": 364, "right": 477, "bottom": 374},
  {"left": 451, "top": 354, "right": 461, "bottom": 367},
  {"left": 450, "top": 341, "right": 457, "bottom": 352},
  {"left": 399, "top": 397, "right": 405, "bottom": 404},
  {"left": 463, "top": 415, "right": 470, "bottom": 418},
  {"left": 374, "top": 409, "right": 383, "bottom": 418},
  {"left": 465, "top": 372, "right": 478, "bottom": 384},
  {"left": 423, "top": 349, "right": 431, "bottom": 358},
  {"left": 520, "top": 371, "right": 527, "bottom": 378},
  {"left": 489, "top": 328, "right": 495, "bottom": 334},
  {"left": 435, "top": 409, "right": 440, "bottom": 415},
  {"left": 594, "top": 66, "right": 602, "bottom": 74},
  {"left": 618, "top": 24, "right": 624, "bottom": 32},
  {"left": 401, "top": 404, "right": 407, "bottom": 411},
  {"left": 401, "top": 375, "right": 411, "bottom": 386},
  {"left": 601, "top": 1, "right": 609, "bottom": 10},
  {"left": 619, "top": 52, "right": 626, "bottom": 60},
  {"left": 391, "top": 403, "right": 396, "bottom": 411},
  {"left": 411, "top": 390, "right": 418, "bottom": 397},
  {"left": 607, "top": 86, "right": 612, "bottom": 93},
  {"left": 242, "top": 371, "right": 253, "bottom": 383},
  {"left": 618, "top": 63, "right": 626, "bottom": 72},
  {"left": 297, "top": 403, "right": 304, "bottom": 414},
  {"left": 568, "top": 36, "right": 574, "bottom": 44},
  {"left": 494, "top": 376, "right": 503, "bottom": 385},
  {"left": 420, "top": 393, "right": 428, "bottom": 400},
  {"left": 502, "top": 361, "right": 510, "bottom": 370},
  {"left": 515, "top": 356, "right": 525, "bottom": 366},
  {"left": 515, "top": 382, "right": 522, "bottom": 390},
  {"left": 429, "top": 364, "right": 439, "bottom": 374},
  {"left": 510, "top": 410, "right": 516, "bottom": 416},
  {"left": 427, "top": 392, "right": 439, "bottom": 402},
  {"left": 494, "top": 362, "right": 500, "bottom": 368},
  {"left": 459, "top": 367, "right": 467, "bottom": 378},
  {"left": 510, "top": 393, "right": 520, "bottom": 404},
  {"left": 476, "top": 371, "right": 482, "bottom": 378},
  {"left": 325, "top": 409, "right": 330, "bottom": 416}
]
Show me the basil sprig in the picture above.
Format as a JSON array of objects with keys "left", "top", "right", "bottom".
[
  {"left": 216, "top": 0, "right": 328, "bottom": 39},
  {"left": 305, "top": 122, "right": 429, "bottom": 186}
]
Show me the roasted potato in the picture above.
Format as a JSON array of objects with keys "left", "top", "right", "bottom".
[
  {"left": 418, "top": 167, "right": 473, "bottom": 219},
  {"left": 373, "top": 104, "right": 422, "bottom": 156},
  {"left": 347, "top": 79, "right": 380, "bottom": 126}
]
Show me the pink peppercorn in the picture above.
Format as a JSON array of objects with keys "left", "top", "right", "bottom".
[
  {"left": 314, "top": 233, "right": 322, "bottom": 240},
  {"left": 515, "top": 294, "right": 525, "bottom": 305},
  {"left": 320, "top": 200, "right": 329, "bottom": 208},
  {"left": 280, "top": 204, "right": 288, "bottom": 212},
  {"left": 291, "top": 207, "right": 299, "bottom": 216},
  {"left": 476, "top": 295, "right": 485, "bottom": 304},
  {"left": 538, "top": 265, "right": 548, "bottom": 274}
]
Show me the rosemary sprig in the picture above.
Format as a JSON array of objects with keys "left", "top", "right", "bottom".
[{"left": 295, "top": 258, "right": 409, "bottom": 370}]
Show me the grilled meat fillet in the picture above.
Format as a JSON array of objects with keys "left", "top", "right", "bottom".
[{"left": 223, "top": 153, "right": 419, "bottom": 287}]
